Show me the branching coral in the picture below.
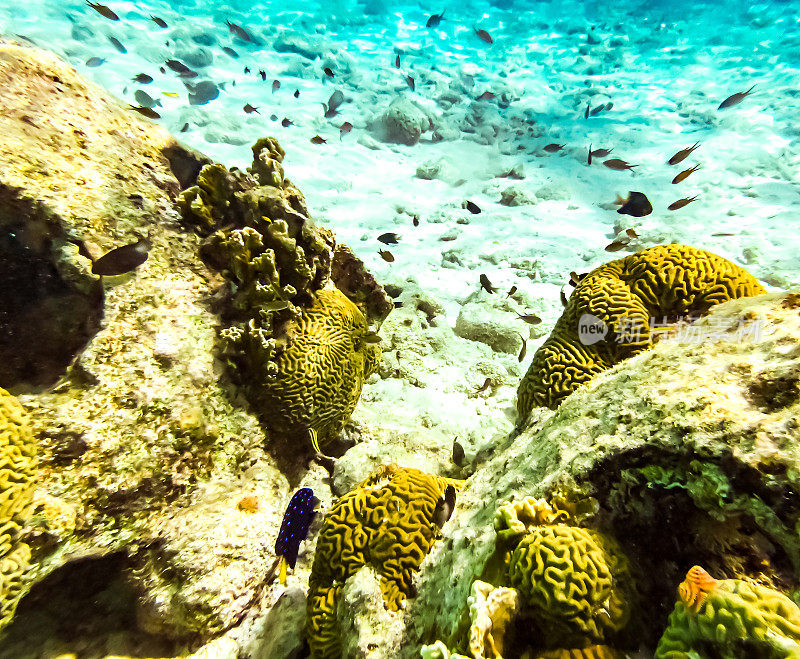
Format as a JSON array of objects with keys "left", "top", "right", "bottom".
[
  {"left": 0, "top": 387, "right": 37, "bottom": 631},
  {"left": 655, "top": 565, "right": 800, "bottom": 658},
  {"left": 517, "top": 245, "right": 765, "bottom": 417},
  {"left": 306, "top": 465, "right": 463, "bottom": 658},
  {"left": 177, "top": 138, "right": 390, "bottom": 448}
]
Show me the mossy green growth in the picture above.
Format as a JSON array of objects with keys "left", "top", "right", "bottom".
[
  {"left": 307, "top": 465, "right": 464, "bottom": 659},
  {"left": 516, "top": 244, "right": 766, "bottom": 418},
  {"left": 656, "top": 566, "right": 800, "bottom": 658},
  {"left": 0, "top": 387, "right": 37, "bottom": 631}
]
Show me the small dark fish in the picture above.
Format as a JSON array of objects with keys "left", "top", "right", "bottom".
[
  {"left": 378, "top": 232, "right": 400, "bottom": 244},
  {"left": 474, "top": 377, "right": 492, "bottom": 393},
  {"left": 226, "top": 19, "right": 252, "bottom": 42},
  {"left": 506, "top": 285, "right": 517, "bottom": 298},
  {"left": 672, "top": 164, "right": 701, "bottom": 184},
  {"left": 339, "top": 121, "right": 353, "bottom": 139},
  {"left": 327, "top": 90, "right": 344, "bottom": 112},
  {"left": 274, "top": 487, "right": 318, "bottom": 585},
  {"left": 322, "top": 103, "right": 338, "bottom": 118},
  {"left": 668, "top": 142, "right": 700, "bottom": 165},
  {"left": 281, "top": 118, "right": 293, "bottom": 127},
  {"left": 180, "top": 122, "right": 189, "bottom": 132},
  {"left": 605, "top": 240, "right": 628, "bottom": 252},
  {"left": 378, "top": 249, "right": 395, "bottom": 262},
  {"left": 464, "top": 201, "right": 481, "bottom": 214},
  {"left": 426, "top": 10, "right": 445, "bottom": 28},
  {"left": 244, "top": 66, "right": 250, "bottom": 73},
  {"left": 85, "top": 57, "right": 105, "bottom": 67},
  {"left": 616, "top": 191, "right": 652, "bottom": 217},
  {"left": 272, "top": 79, "right": 280, "bottom": 93},
  {"left": 91, "top": 237, "right": 150, "bottom": 275},
  {"left": 590, "top": 104, "right": 604, "bottom": 116},
  {"left": 159, "top": 66, "right": 165, "bottom": 73},
  {"left": 584, "top": 101, "right": 590, "bottom": 119},
  {"left": 294, "top": 89, "right": 300, "bottom": 98},
  {"left": 569, "top": 271, "right": 587, "bottom": 287},
  {"left": 310, "top": 135, "right": 327, "bottom": 144},
  {"left": 259, "top": 69, "right": 266, "bottom": 81},
  {"left": 243, "top": 103, "right": 259, "bottom": 114},
  {"left": 395, "top": 54, "right": 401, "bottom": 68},
  {"left": 222, "top": 46, "right": 239, "bottom": 58},
  {"left": 474, "top": 27, "right": 493, "bottom": 44},
  {"left": 165, "top": 59, "right": 197, "bottom": 78},
  {"left": 479, "top": 274, "right": 497, "bottom": 294},
  {"left": 452, "top": 439, "right": 465, "bottom": 467},
  {"left": 475, "top": 91, "right": 496, "bottom": 101},
  {"left": 132, "top": 73, "right": 153, "bottom": 83},
  {"left": 590, "top": 147, "right": 612, "bottom": 157},
  {"left": 323, "top": 67, "right": 334, "bottom": 78},
  {"left": 185, "top": 80, "right": 220, "bottom": 105},
  {"left": 108, "top": 36, "right": 126, "bottom": 53},
  {"left": 515, "top": 312, "right": 542, "bottom": 325},
  {"left": 713, "top": 232, "right": 734, "bottom": 237},
  {"left": 626, "top": 228, "right": 639, "bottom": 238},
  {"left": 363, "top": 332, "right": 382, "bottom": 344},
  {"left": 134, "top": 89, "right": 161, "bottom": 108},
  {"left": 406, "top": 76, "right": 415, "bottom": 91},
  {"left": 151, "top": 16, "right": 167, "bottom": 28},
  {"left": 412, "top": 215, "right": 420, "bottom": 227},
  {"left": 587, "top": 143, "right": 592, "bottom": 165},
  {"left": 86, "top": 1, "right": 119, "bottom": 20},
  {"left": 560, "top": 289, "right": 568, "bottom": 306},
  {"left": 668, "top": 195, "right": 699, "bottom": 211},
  {"left": 718, "top": 84, "right": 755, "bottom": 110},
  {"left": 433, "top": 484, "right": 457, "bottom": 527},
  {"left": 128, "top": 105, "right": 160, "bottom": 119},
  {"left": 603, "top": 158, "right": 637, "bottom": 172},
  {"left": 544, "top": 143, "right": 566, "bottom": 153},
  {"left": 604, "top": 102, "right": 613, "bottom": 111},
  {"left": 518, "top": 333, "right": 527, "bottom": 362}
]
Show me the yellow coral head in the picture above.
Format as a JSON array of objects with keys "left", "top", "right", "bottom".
[{"left": 678, "top": 565, "right": 718, "bottom": 614}]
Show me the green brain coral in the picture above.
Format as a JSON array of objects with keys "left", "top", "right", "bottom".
[
  {"left": 307, "top": 465, "right": 463, "bottom": 658},
  {"left": 506, "top": 525, "right": 633, "bottom": 648},
  {"left": 178, "top": 138, "right": 389, "bottom": 448},
  {"left": 517, "top": 244, "right": 766, "bottom": 417},
  {"left": 0, "top": 387, "right": 37, "bottom": 631},
  {"left": 655, "top": 566, "right": 800, "bottom": 658}
]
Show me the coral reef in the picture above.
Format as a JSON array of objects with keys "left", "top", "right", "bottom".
[
  {"left": 517, "top": 244, "right": 766, "bottom": 417},
  {"left": 466, "top": 580, "right": 519, "bottom": 659},
  {"left": 655, "top": 565, "right": 800, "bottom": 658},
  {"left": 0, "top": 388, "right": 37, "bottom": 631},
  {"left": 178, "top": 138, "right": 389, "bottom": 448},
  {"left": 306, "top": 465, "right": 463, "bottom": 658}
]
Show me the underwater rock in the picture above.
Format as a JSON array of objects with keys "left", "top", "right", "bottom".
[
  {"left": 273, "top": 31, "right": 325, "bottom": 60},
  {"left": 376, "top": 97, "right": 431, "bottom": 146},
  {"left": 402, "top": 291, "right": 800, "bottom": 657},
  {"left": 454, "top": 302, "right": 525, "bottom": 355},
  {"left": 499, "top": 184, "right": 536, "bottom": 206}
]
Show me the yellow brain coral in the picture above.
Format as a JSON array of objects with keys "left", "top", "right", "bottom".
[
  {"left": 517, "top": 244, "right": 766, "bottom": 417},
  {"left": 655, "top": 565, "right": 800, "bottom": 658},
  {"left": 306, "top": 465, "right": 463, "bottom": 658},
  {"left": 0, "top": 387, "right": 37, "bottom": 630},
  {"left": 241, "top": 285, "right": 381, "bottom": 446},
  {"left": 506, "top": 525, "right": 634, "bottom": 648}
]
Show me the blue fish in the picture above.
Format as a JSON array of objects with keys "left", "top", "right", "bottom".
[{"left": 275, "top": 487, "right": 318, "bottom": 584}]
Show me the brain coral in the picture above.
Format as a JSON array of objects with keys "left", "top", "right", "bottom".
[
  {"left": 306, "top": 465, "right": 463, "bottom": 658},
  {"left": 0, "top": 387, "right": 37, "bottom": 630},
  {"left": 655, "top": 565, "right": 800, "bottom": 658},
  {"left": 517, "top": 244, "right": 765, "bottom": 417},
  {"left": 506, "top": 525, "right": 634, "bottom": 648}
]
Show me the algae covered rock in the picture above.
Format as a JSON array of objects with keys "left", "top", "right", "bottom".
[
  {"left": 517, "top": 244, "right": 766, "bottom": 418},
  {"left": 656, "top": 565, "right": 800, "bottom": 658}
]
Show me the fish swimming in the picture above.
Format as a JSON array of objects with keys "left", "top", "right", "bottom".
[
  {"left": 128, "top": 105, "right": 161, "bottom": 119},
  {"left": 86, "top": 57, "right": 105, "bottom": 67},
  {"left": 474, "top": 27, "right": 493, "bottom": 44},
  {"left": 134, "top": 89, "right": 161, "bottom": 108},
  {"left": 86, "top": 1, "right": 118, "bottom": 20},
  {"left": 378, "top": 249, "right": 395, "bottom": 262},
  {"left": 310, "top": 135, "right": 327, "bottom": 144},
  {"left": 544, "top": 143, "right": 566, "bottom": 152},
  {"left": 616, "top": 191, "right": 652, "bottom": 217},
  {"left": 377, "top": 232, "right": 400, "bottom": 244},
  {"left": 517, "top": 334, "right": 527, "bottom": 362},
  {"left": 222, "top": 46, "right": 239, "bottom": 58},
  {"left": 432, "top": 485, "right": 456, "bottom": 527},
  {"left": 395, "top": 54, "right": 401, "bottom": 68},
  {"left": 132, "top": 73, "right": 153, "bottom": 83},
  {"left": 626, "top": 228, "right": 638, "bottom": 238},
  {"left": 587, "top": 143, "right": 592, "bottom": 165},
  {"left": 506, "top": 285, "right": 517, "bottom": 297},
  {"left": 406, "top": 76, "right": 415, "bottom": 91},
  {"left": 294, "top": 89, "right": 300, "bottom": 98},
  {"left": 590, "top": 104, "right": 604, "bottom": 116},
  {"left": 718, "top": 85, "right": 756, "bottom": 110},
  {"left": 339, "top": 121, "right": 353, "bottom": 139},
  {"left": 226, "top": 19, "right": 252, "bottom": 42},
  {"left": 668, "top": 142, "right": 700, "bottom": 165},
  {"left": 185, "top": 80, "right": 220, "bottom": 105},
  {"left": 272, "top": 79, "right": 280, "bottom": 93},
  {"left": 108, "top": 36, "right": 126, "bottom": 53},
  {"left": 584, "top": 101, "right": 591, "bottom": 119},
  {"left": 323, "top": 67, "right": 334, "bottom": 78},
  {"left": 91, "top": 237, "right": 150, "bottom": 275},
  {"left": 326, "top": 89, "right": 344, "bottom": 115},
  {"left": 151, "top": 15, "right": 167, "bottom": 28},
  {"left": 590, "top": 147, "right": 613, "bottom": 157},
  {"left": 464, "top": 201, "right": 481, "bottom": 214},
  {"left": 479, "top": 274, "right": 497, "bottom": 294},
  {"left": 603, "top": 158, "right": 637, "bottom": 172},
  {"left": 668, "top": 195, "right": 699, "bottom": 210},
  {"left": 605, "top": 240, "right": 628, "bottom": 252},
  {"left": 452, "top": 440, "right": 465, "bottom": 466},
  {"left": 515, "top": 312, "right": 541, "bottom": 325},
  {"left": 672, "top": 164, "right": 701, "bottom": 184},
  {"left": 475, "top": 91, "right": 495, "bottom": 101},
  {"left": 274, "top": 488, "right": 318, "bottom": 585},
  {"left": 259, "top": 69, "right": 266, "bottom": 80},
  {"left": 426, "top": 10, "right": 445, "bottom": 28},
  {"left": 166, "top": 59, "right": 197, "bottom": 78},
  {"left": 243, "top": 103, "right": 259, "bottom": 114},
  {"left": 281, "top": 118, "right": 293, "bottom": 127}
]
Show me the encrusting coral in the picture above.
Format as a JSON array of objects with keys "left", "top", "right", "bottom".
[
  {"left": 517, "top": 244, "right": 766, "bottom": 418},
  {"left": 0, "top": 387, "right": 37, "bottom": 631},
  {"left": 178, "top": 137, "right": 389, "bottom": 448},
  {"left": 655, "top": 565, "right": 800, "bottom": 658},
  {"left": 306, "top": 465, "right": 463, "bottom": 658}
]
